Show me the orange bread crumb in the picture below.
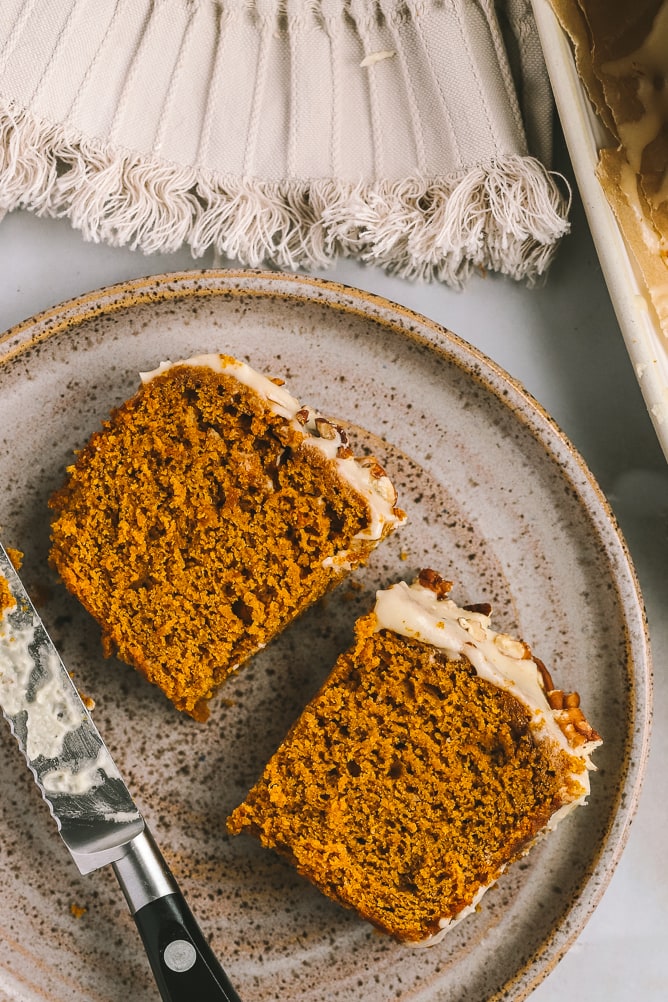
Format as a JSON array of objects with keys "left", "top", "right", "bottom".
[
  {"left": 48, "top": 355, "right": 404, "bottom": 720},
  {"left": 0, "top": 547, "right": 23, "bottom": 614},
  {"left": 6, "top": 547, "right": 23, "bottom": 571},
  {"left": 0, "top": 574, "right": 15, "bottom": 615}
]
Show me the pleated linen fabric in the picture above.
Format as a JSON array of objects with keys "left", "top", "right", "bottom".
[{"left": 0, "top": 0, "right": 569, "bottom": 284}]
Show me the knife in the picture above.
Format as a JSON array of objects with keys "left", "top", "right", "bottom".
[{"left": 0, "top": 541, "right": 242, "bottom": 1002}]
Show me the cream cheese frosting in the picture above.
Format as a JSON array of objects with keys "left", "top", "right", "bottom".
[
  {"left": 140, "top": 354, "right": 405, "bottom": 548},
  {"left": 373, "top": 578, "right": 600, "bottom": 770}
]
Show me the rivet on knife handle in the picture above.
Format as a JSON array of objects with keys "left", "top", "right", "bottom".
[{"left": 0, "top": 542, "right": 243, "bottom": 1002}]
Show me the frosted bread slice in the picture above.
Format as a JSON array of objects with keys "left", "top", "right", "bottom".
[
  {"left": 49, "top": 354, "right": 405, "bottom": 720},
  {"left": 228, "top": 570, "right": 601, "bottom": 943}
]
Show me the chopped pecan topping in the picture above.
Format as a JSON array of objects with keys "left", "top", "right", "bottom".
[
  {"left": 534, "top": 656, "right": 554, "bottom": 692},
  {"left": 315, "top": 417, "right": 338, "bottom": 440},
  {"left": 547, "top": 689, "right": 565, "bottom": 710},
  {"left": 417, "top": 568, "right": 453, "bottom": 599},
  {"left": 548, "top": 689, "right": 601, "bottom": 747},
  {"left": 458, "top": 617, "right": 486, "bottom": 643},
  {"left": 547, "top": 688, "right": 581, "bottom": 711},
  {"left": 463, "top": 602, "right": 492, "bottom": 617},
  {"left": 558, "top": 709, "right": 601, "bottom": 747},
  {"left": 493, "top": 633, "right": 527, "bottom": 660},
  {"left": 359, "top": 456, "right": 387, "bottom": 479}
]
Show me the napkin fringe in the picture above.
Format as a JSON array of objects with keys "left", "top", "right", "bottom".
[{"left": 0, "top": 100, "right": 569, "bottom": 285}]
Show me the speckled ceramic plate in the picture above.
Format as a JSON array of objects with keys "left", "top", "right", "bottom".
[{"left": 0, "top": 271, "right": 651, "bottom": 1002}]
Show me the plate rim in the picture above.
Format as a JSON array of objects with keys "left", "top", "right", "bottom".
[{"left": 0, "top": 267, "right": 653, "bottom": 1001}]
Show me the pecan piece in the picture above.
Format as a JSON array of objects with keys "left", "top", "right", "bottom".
[
  {"left": 315, "top": 417, "right": 338, "bottom": 440},
  {"left": 417, "top": 569, "right": 453, "bottom": 599}
]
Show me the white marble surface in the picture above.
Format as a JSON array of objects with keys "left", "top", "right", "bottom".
[{"left": 0, "top": 142, "right": 666, "bottom": 1001}]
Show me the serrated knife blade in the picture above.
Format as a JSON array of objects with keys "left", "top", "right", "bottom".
[{"left": 0, "top": 541, "right": 242, "bottom": 1002}]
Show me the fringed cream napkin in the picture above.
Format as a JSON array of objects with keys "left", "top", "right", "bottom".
[{"left": 0, "top": 0, "right": 569, "bottom": 285}]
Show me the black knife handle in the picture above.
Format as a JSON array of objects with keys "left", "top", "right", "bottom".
[
  {"left": 133, "top": 892, "right": 243, "bottom": 1002},
  {"left": 112, "top": 828, "right": 243, "bottom": 1002}
]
